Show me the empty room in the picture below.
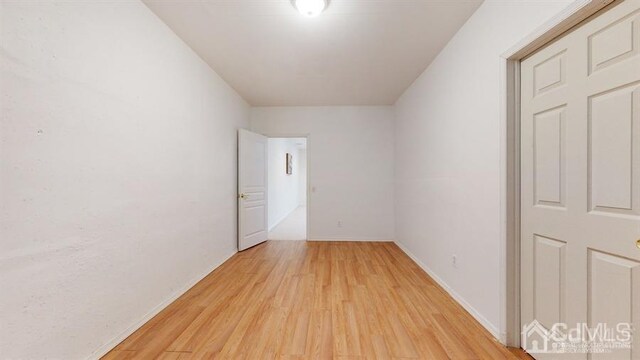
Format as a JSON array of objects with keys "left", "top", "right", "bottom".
[{"left": 2, "top": 0, "right": 639, "bottom": 359}]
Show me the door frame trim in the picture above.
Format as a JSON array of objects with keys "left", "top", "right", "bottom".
[{"left": 500, "top": 0, "right": 618, "bottom": 347}]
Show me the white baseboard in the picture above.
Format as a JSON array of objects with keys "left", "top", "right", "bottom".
[
  {"left": 393, "top": 240, "right": 504, "bottom": 343},
  {"left": 88, "top": 250, "right": 237, "bottom": 359},
  {"left": 307, "top": 237, "right": 394, "bottom": 242}
]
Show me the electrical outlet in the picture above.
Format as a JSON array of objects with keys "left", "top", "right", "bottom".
[
  {"left": 337, "top": 220, "right": 342, "bottom": 228},
  {"left": 452, "top": 255, "right": 457, "bottom": 268}
]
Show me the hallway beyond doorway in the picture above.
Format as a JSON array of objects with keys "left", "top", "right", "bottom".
[
  {"left": 268, "top": 206, "right": 306, "bottom": 240},
  {"left": 267, "top": 137, "right": 307, "bottom": 241}
]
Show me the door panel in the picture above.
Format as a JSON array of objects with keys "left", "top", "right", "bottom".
[
  {"left": 588, "top": 250, "right": 640, "bottom": 360},
  {"left": 521, "top": 1, "right": 640, "bottom": 358},
  {"left": 533, "top": 106, "right": 566, "bottom": 208},
  {"left": 588, "top": 83, "right": 640, "bottom": 216},
  {"left": 533, "top": 235, "right": 566, "bottom": 330},
  {"left": 533, "top": 50, "right": 566, "bottom": 96},
  {"left": 588, "top": 9, "right": 640, "bottom": 75},
  {"left": 238, "top": 129, "right": 268, "bottom": 251}
]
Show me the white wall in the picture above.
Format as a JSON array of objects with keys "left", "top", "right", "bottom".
[
  {"left": 0, "top": 1, "right": 249, "bottom": 359},
  {"left": 394, "top": 0, "right": 571, "bottom": 340},
  {"left": 267, "top": 138, "right": 305, "bottom": 230},
  {"left": 252, "top": 107, "right": 394, "bottom": 241}
]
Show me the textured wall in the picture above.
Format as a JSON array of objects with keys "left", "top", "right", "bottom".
[{"left": 0, "top": 1, "right": 249, "bottom": 358}]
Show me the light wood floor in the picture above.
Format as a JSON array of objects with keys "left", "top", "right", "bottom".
[{"left": 104, "top": 241, "right": 531, "bottom": 359}]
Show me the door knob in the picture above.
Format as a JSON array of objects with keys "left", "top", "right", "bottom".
[
  {"left": 637, "top": 239, "right": 640, "bottom": 249},
  {"left": 239, "top": 193, "right": 247, "bottom": 199}
]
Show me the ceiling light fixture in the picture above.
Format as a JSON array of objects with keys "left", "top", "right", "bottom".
[{"left": 294, "top": 0, "right": 326, "bottom": 17}]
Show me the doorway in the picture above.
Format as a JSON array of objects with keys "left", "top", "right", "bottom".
[{"left": 267, "top": 137, "right": 307, "bottom": 240}]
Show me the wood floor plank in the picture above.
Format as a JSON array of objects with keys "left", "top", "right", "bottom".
[{"left": 103, "top": 241, "right": 527, "bottom": 359}]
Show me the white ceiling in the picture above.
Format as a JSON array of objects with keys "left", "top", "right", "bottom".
[{"left": 143, "top": 0, "right": 483, "bottom": 106}]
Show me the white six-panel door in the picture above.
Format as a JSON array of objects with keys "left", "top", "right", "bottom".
[
  {"left": 238, "top": 129, "right": 268, "bottom": 251},
  {"left": 521, "top": 0, "right": 640, "bottom": 358}
]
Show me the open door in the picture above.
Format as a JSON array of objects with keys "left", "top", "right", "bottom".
[{"left": 238, "top": 129, "right": 268, "bottom": 251}]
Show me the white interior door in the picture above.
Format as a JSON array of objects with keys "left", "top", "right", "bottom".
[
  {"left": 238, "top": 129, "right": 268, "bottom": 251},
  {"left": 521, "top": 1, "right": 640, "bottom": 358}
]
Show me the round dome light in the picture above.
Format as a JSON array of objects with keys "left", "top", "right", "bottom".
[{"left": 295, "top": 0, "right": 326, "bottom": 17}]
